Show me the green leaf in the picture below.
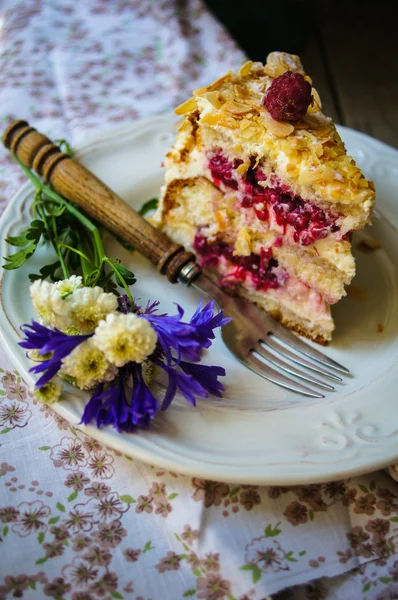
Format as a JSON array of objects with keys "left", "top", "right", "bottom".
[
  {"left": 192, "top": 568, "right": 201, "bottom": 577},
  {"left": 143, "top": 541, "right": 154, "bottom": 552},
  {"left": 362, "top": 582, "right": 371, "bottom": 592},
  {"left": 308, "top": 510, "right": 314, "bottom": 521},
  {"left": 120, "top": 494, "right": 136, "bottom": 504},
  {"left": 179, "top": 554, "right": 188, "bottom": 559},
  {"left": 229, "top": 486, "right": 241, "bottom": 498},
  {"left": 54, "top": 596, "right": 66, "bottom": 600},
  {"left": 183, "top": 543, "right": 190, "bottom": 552},
  {"left": 175, "top": 533, "right": 181, "bottom": 541},
  {"left": 28, "top": 581, "right": 37, "bottom": 590},
  {"left": 6, "top": 220, "right": 43, "bottom": 246},
  {"left": 183, "top": 590, "right": 196, "bottom": 597},
  {"left": 251, "top": 564, "right": 262, "bottom": 583},
  {"left": 0, "top": 390, "right": 6, "bottom": 395},
  {"left": 124, "top": 454, "right": 133, "bottom": 461},
  {"left": 109, "top": 592, "right": 124, "bottom": 599},
  {"left": 3, "top": 220, "right": 44, "bottom": 270},
  {"left": 369, "top": 480, "right": 376, "bottom": 491},
  {"left": 0, "top": 428, "right": 11, "bottom": 434},
  {"left": 68, "top": 491, "right": 78, "bottom": 502},
  {"left": 37, "top": 532, "right": 45, "bottom": 544},
  {"left": 139, "top": 198, "right": 159, "bottom": 216},
  {"left": 69, "top": 426, "right": 78, "bottom": 436},
  {"left": 35, "top": 557, "right": 48, "bottom": 565},
  {"left": 3, "top": 525, "right": 9, "bottom": 537},
  {"left": 112, "top": 262, "right": 136, "bottom": 287},
  {"left": 56, "top": 502, "right": 65, "bottom": 512},
  {"left": 63, "top": 539, "right": 69, "bottom": 547},
  {"left": 44, "top": 202, "right": 66, "bottom": 217},
  {"left": 379, "top": 577, "right": 392, "bottom": 584},
  {"left": 389, "top": 517, "right": 398, "bottom": 522},
  {"left": 265, "top": 522, "right": 282, "bottom": 537},
  {"left": 359, "top": 485, "right": 369, "bottom": 494},
  {"left": 38, "top": 446, "right": 51, "bottom": 450},
  {"left": 48, "top": 516, "right": 60, "bottom": 525},
  {"left": 168, "top": 493, "right": 179, "bottom": 500},
  {"left": 240, "top": 563, "right": 262, "bottom": 583},
  {"left": 285, "top": 555, "right": 298, "bottom": 563},
  {"left": 298, "top": 550, "right": 306, "bottom": 556}
]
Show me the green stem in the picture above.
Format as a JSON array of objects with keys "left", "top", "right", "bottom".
[
  {"left": 35, "top": 202, "right": 69, "bottom": 279},
  {"left": 102, "top": 257, "right": 133, "bottom": 307},
  {"left": 58, "top": 244, "right": 93, "bottom": 264},
  {"left": 14, "top": 154, "right": 107, "bottom": 263}
]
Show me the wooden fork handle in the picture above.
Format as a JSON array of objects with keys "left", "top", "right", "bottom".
[{"left": 2, "top": 119, "right": 202, "bottom": 284}]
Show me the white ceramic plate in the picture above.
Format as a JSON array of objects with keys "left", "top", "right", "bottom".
[{"left": 1, "top": 114, "right": 398, "bottom": 485}]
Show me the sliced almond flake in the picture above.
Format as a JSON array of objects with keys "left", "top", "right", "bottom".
[
  {"left": 223, "top": 99, "right": 253, "bottom": 115},
  {"left": 236, "top": 163, "right": 250, "bottom": 177},
  {"left": 204, "top": 91, "right": 225, "bottom": 110},
  {"left": 233, "top": 83, "right": 250, "bottom": 101},
  {"left": 193, "top": 85, "right": 208, "bottom": 97},
  {"left": 261, "top": 112, "right": 294, "bottom": 137},
  {"left": 207, "top": 72, "right": 232, "bottom": 92},
  {"left": 175, "top": 97, "right": 196, "bottom": 115},
  {"left": 239, "top": 60, "right": 253, "bottom": 77},
  {"left": 240, "top": 126, "right": 257, "bottom": 139},
  {"left": 239, "top": 119, "right": 252, "bottom": 131},
  {"left": 252, "top": 155, "right": 260, "bottom": 169},
  {"left": 308, "top": 87, "right": 322, "bottom": 113},
  {"left": 176, "top": 119, "right": 190, "bottom": 132}
]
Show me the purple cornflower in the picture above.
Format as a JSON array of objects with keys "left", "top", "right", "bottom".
[
  {"left": 19, "top": 321, "right": 89, "bottom": 387},
  {"left": 142, "top": 299, "right": 230, "bottom": 364},
  {"left": 24, "top": 299, "right": 228, "bottom": 432}
]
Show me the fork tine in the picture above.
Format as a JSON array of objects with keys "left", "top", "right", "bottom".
[
  {"left": 269, "top": 325, "right": 350, "bottom": 374},
  {"left": 262, "top": 336, "right": 343, "bottom": 382},
  {"left": 242, "top": 352, "right": 325, "bottom": 398},
  {"left": 254, "top": 344, "right": 335, "bottom": 391}
]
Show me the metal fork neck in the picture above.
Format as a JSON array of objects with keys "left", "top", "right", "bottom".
[{"left": 178, "top": 261, "right": 202, "bottom": 286}]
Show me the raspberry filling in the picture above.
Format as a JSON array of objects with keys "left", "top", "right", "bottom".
[
  {"left": 193, "top": 233, "right": 288, "bottom": 291},
  {"left": 208, "top": 151, "right": 340, "bottom": 246}
]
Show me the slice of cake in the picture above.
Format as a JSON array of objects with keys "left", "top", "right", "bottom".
[{"left": 153, "top": 52, "right": 375, "bottom": 344}]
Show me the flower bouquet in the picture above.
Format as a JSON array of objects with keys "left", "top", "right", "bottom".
[{"left": 3, "top": 148, "right": 229, "bottom": 432}]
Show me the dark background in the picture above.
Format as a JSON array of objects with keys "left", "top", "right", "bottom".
[{"left": 205, "top": 0, "right": 398, "bottom": 148}]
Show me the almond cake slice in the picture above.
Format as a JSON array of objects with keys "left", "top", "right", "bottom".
[{"left": 152, "top": 52, "right": 375, "bottom": 344}]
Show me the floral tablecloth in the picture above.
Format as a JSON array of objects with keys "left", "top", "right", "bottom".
[{"left": 0, "top": 1, "right": 397, "bottom": 599}]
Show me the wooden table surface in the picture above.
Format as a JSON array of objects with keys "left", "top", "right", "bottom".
[{"left": 207, "top": 0, "right": 398, "bottom": 149}]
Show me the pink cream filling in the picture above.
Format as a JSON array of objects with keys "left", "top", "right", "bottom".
[
  {"left": 208, "top": 150, "right": 342, "bottom": 247},
  {"left": 193, "top": 233, "right": 330, "bottom": 315},
  {"left": 193, "top": 233, "right": 287, "bottom": 291}
]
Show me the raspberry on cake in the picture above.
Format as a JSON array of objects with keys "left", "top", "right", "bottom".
[{"left": 152, "top": 52, "right": 375, "bottom": 344}]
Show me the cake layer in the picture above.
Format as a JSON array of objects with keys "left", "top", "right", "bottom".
[
  {"left": 156, "top": 176, "right": 354, "bottom": 301},
  {"left": 154, "top": 177, "right": 337, "bottom": 342}
]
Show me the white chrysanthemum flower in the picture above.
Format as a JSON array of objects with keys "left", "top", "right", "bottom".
[
  {"left": 69, "top": 286, "right": 118, "bottom": 334},
  {"left": 30, "top": 279, "right": 73, "bottom": 330},
  {"left": 93, "top": 313, "right": 158, "bottom": 367},
  {"left": 33, "top": 380, "right": 63, "bottom": 404},
  {"left": 53, "top": 275, "right": 83, "bottom": 298},
  {"left": 61, "top": 339, "right": 118, "bottom": 390}
]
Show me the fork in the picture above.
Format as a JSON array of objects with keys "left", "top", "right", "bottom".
[{"left": 2, "top": 120, "right": 349, "bottom": 398}]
